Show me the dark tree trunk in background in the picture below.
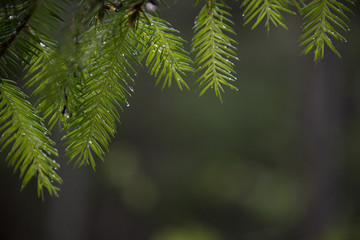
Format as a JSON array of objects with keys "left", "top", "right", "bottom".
[
  {"left": 47, "top": 165, "right": 92, "bottom": 240},
  {"left": 294, "top": 55, "right": 345, "bottom": 240}
]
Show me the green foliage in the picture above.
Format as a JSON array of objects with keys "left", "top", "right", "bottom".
[
  {"left": 25, "top": 36, "right": 73, "bottom": 131},
  {"left": 138, "top": 14, "right": 193, "bottom": 90},
  {"left": 0, "top": 0, "right": 358, "bottom": 197},
  {"left": 65, "top": 11, "right": 136, "bottom": 169},
  {"left": 0, "top": 79, "right": 61, "bottom": 199},
  {"left": 241, "top": 0, "right": 296, "bottom": 31},
  {"left": 300, "top": 0, "right": 354, "bottom": 62},
  {"left": 192, "top": 0, "right": 238, "bottom": 101}
]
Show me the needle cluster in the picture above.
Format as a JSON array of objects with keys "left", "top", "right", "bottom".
[{"left": 0, "top": 0, "right": 357, "bottom": 198}]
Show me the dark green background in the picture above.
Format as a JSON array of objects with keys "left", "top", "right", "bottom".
[{"left": 1, "top": 1, "right": 360, "bottom": 239}]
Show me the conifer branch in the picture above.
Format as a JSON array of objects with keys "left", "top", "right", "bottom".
[
  {"left": 25, "top": 34, "right": 82, "bottom": 131},
  {"left": 65, "top": 12, "right": 136, "bottom": 169},
  {"left": 299, "top": 0, "right": 354, "bottom": 61},
  {"left": 192, "top": 0, "right": 238, "bottom": 101},
  {"left": 137, "top": 13, "right": 193, "bottom": 90},
  {"left": 241, "top": 0, "right": 295, "bottom": 31},
  {"left": 0, "top": 0, "right": 358, "bottom": 199},
  {"left": 0, "top": 79, "right": 61, "bottom": 199}
]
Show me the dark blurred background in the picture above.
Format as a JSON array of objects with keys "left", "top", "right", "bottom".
[{"left": 1, "top": 1, "right": 360, "bottom": 240}]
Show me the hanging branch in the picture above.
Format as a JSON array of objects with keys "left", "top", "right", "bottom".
[{"left": 192, "top": 0, "right": 238, "bottom": 101}]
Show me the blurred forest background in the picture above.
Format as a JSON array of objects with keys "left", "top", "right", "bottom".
[{"left": 1, "top": 1, "right": 360, "bottom": 240}]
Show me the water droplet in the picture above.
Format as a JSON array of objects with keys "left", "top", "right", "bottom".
[
  {"left": 64, "top": 112, "right": 70, "bottom": 118},
  {"left": 40, "top": 42, "right": 45, "bottom": 48},
  {"left": 89, "top": 140, "right": 93, "bottom": 144},
  {"left": 9, "top": 15, "right": 14, "bottom": 20},
  {"left": 22, "top": 133, "right": 25, "bottom": 136},
  {"left": 126, "top": 102, "right": 130, "bottom": 107},
  {"left": 103, "top": 41, "right": 107, "bottom": 45},
  {"left": 146, "top": 2, "right": 157, "bottom": 12}
]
